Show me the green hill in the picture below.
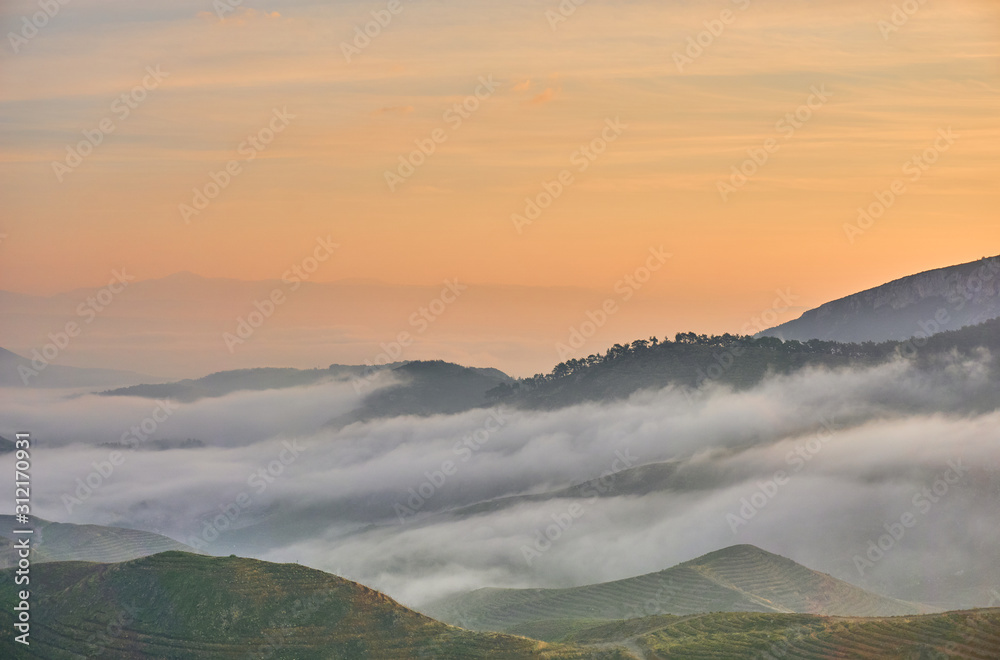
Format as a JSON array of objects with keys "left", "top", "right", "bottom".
[
  {"left": 0, "top": 552, "right": 629, "bottom": 659},
  {"left": 0, "top": 516, "right": 202, "bottom": 567},
  {"left": 0, "top": 551, "right": 994, "bottom": 659},
  {"left": 553, "top": 609, "right": 1000, "bottom": 659},
  {"left": 423, "top": 545, "right": 932, "bottom": 633}
]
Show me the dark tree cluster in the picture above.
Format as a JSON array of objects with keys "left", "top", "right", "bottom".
[{"left": 485, "top": 317, "right": 1000, "bottom": 402}]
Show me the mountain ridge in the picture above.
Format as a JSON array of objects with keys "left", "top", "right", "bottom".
[
  {"left": 422, "top": 544, "right": 934, "bottom": 633},
  {"left": 0, "top": 347, "right": 158, "bottom": 388},
  {"left": 760, "top": 255, "right": 1000, "bottom": 342}
]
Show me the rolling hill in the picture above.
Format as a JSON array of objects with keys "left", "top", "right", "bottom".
[
  {"left": 0, "top": 552, "right": 628, "bottom": 660},
  {"left": 327, "top": 360, "right": 513, "bottom": 428},
  {"left": 98, "top": 360, "right": 513, "bottom": 427},
  {"left": 423, "top": 545, "right": 932, "bottom": 633},
  {"left": 531, "top": 609, "right": 1000, "bottom": 659},
  {"left": 761, "top": 254, "right": 1000, "bottom": 343},
  {"left": 99, "top": 364, "right": 379, "bottom": 402},
  {"left": 1, "top": 552, "right": 993, "bottom": 659},
  {"left": 0, "top": 516, "right": 201, "bottom": 567}
]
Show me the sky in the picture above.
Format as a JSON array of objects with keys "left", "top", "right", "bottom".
[{"left": 1, "top": 0, "right": 999, "bottom": 375}]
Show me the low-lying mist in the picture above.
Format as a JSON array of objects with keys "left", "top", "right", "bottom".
[{"left": 3, "top": 351, "right": 998, "bottom": 611}]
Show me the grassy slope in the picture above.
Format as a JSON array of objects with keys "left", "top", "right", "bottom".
[
  {"left": 567, "top": 609, "right": 1000, "bottom": 659},
  {"left": 0, "top": 552, "right": 629, "bottom": 660},
  {"left": 4, "top": 553, "right": 993, "bottom": 659},
  {"left": 424, "top": 545, "right": 929, "bottom": 633},
  {"left": 0, "top": 516, "right": 200, "bottom": 567}
]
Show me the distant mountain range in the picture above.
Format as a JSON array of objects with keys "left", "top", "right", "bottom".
[
  {"left": 423, "top": 545, "right": 933, "bottom": 634},
  {"left": 761, "top": 255, "right": 1000, "bottom": 343},
  {"left": 0, "top": 272, "right": 653, "bottom": 380},
  {"left": 0, "top": 347, "right": 156, "bottom": 388},
  {"left": 100, "top": 364, "right": 381, "bottom": 402},
  {"left": 4, "top": 254, "right": 997, "bottom": 393},
  {"left": 101, "top": 360, "right": 513, "bottom": 420},
  {"left": 86, "top": 315, "right": 1000, "bottom": 428}
]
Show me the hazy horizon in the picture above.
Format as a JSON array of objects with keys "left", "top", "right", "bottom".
[{"left": 3, "top": 253, "right": 998, "bottom": 380}]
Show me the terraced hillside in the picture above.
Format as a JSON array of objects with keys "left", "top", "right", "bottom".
[
  {"left": 423, "top": 545, "right": 930, "bottom": 632},
  {"left": 0, "top": 552, "right": 629, "bottom": 660},
  {"left": 0, "top": 516, "right": 201, "bottom": 567},
  {"left": 0, "top": 536, "right": 54, "bottom": 564},
  {"left": 557, "top": 609, "right": 1000, "bottom": 659}
]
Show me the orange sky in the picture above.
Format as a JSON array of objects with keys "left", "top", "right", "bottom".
[{"left": 1, "top": 0, "right": 999, "bottom": 354}]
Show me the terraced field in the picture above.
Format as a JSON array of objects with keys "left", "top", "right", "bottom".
[
  {"left": 1, "top": 551, "right": 994, "bottom": 659},
  {"left": 0, "top": 552, "right": 630, "bottom": 660},
  {"left": 568, "top": 609, "right": 1000, "bottom": 659},
  {"left": 423, "top": 545, "right": 930, "bottom": 632},
  {"left": 0, "top": 515, "right": 200, "bottom": 567}
]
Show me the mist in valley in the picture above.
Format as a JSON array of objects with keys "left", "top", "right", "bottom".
[{"left": 4, "top": 349, "right": 998, "bottom": 612}]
